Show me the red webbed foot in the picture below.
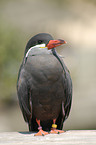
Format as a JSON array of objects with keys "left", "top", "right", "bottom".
[
  {"left": 50, "top": 119, "right": 64, "bottom": 134},
  {"left": 50, "top": 129, "right": 64, "bottom": 134},
  {"left": 34, "top": 119, "right": 48, "bottom": 136},
  {"left": 34, "top": 129, "right": 48, "bottom": 136}
]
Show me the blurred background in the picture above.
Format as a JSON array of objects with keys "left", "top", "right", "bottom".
[{"left": 0, "top": 0, "right": 96, "bottom": 131}]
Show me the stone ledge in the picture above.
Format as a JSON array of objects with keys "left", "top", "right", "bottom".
[{"left": 0, "top": 130, "right": 96, "bottom": 145}]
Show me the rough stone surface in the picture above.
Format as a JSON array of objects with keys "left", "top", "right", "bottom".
[{"left": 0, "top": 130, "right": 96, "bottom": 145}]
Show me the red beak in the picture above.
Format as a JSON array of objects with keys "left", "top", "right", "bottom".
[{"left": 46, "top": 39, "right": 67, "bottom": 50}]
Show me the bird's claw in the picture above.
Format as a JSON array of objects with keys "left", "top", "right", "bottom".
[
  {"left": 34, "top": 129, "right": 48, "bottom": 136},
  {"left": 50, "top": 129, "right": 64, "bottom": 134}
]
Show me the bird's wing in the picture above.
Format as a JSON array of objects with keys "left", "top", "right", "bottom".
[
  {"left": 52, "top": 51, "right": 72, "bottom": 119},
  {"left": 53, "top": 54, "right": 72, "bottom": 129},
  {"left": 63, "top": 63, "right": 72, "bottom": 120},
  {"left": 17, "top": 66, "right": 32, "bottom": 123}
]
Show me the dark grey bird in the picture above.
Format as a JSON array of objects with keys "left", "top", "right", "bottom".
[{"left": 17, "top": 33, "right": 72, "bottom": 136}]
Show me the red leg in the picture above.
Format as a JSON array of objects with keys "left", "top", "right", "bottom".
[
  {"left": 50, "top": 119, "right": 64, "bottom": 134},
  {"left": 34, "top": 119, "right": 48, "bottom": 136}
]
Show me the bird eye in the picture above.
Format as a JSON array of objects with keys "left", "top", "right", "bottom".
[{"left": 38, "top": 40, "right": 43, "bottom": 44}]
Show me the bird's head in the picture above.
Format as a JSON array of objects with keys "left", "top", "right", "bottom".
[{"left": 24, "top": 33, "right": 67, "bottom": 57}]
